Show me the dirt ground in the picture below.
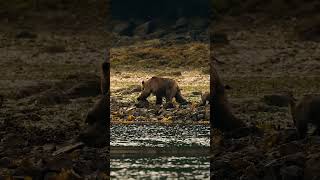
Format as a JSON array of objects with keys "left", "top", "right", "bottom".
[
  {"left": 0, "top": 18, "right": 112, "bottom": 177},
  {"left": 210, "top": 15, "right": 320, "bottom": 179},
  {"left": 213, "top": 16, "right": 320, "bottom": 128}
]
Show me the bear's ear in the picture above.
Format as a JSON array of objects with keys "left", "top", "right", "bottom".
[{"left": 142, "top": 81, "right": 145, "bottom": 85}]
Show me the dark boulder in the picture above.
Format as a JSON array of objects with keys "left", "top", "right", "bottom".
[
  {"left": 174, "top": 17, "right": 188, "bottom": 29},
  {"left": 16, "top": 31, "right": 37, "bottom": 39},
  {"left": 262, "top": 94, "right": 291, "bottom": 107},
  {"left": 280, "top": 165, "right": 303, "bottom": 180},
  {"left": 112, "top": 22, "right": 135, "bottom": 36},
  {"left": 134, "top": 21, "right": 156, "bottom": 36},
  {"left": 64, "top": 80, "right": 100, "bottom": 98},
  {"left": 304, "top": 153, "right": 320, "bottom": 180}
]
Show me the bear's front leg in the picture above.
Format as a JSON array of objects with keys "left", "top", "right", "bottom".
[{"left": 164, "top": 96, "right": 175, "bottom": 109}]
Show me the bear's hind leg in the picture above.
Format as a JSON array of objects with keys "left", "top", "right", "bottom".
[
  {"left": 175, "top": 91, "right": 188, "bottom": 105},
  {"left": 156, "top": 96, "right": 163, "bottom": 105}
]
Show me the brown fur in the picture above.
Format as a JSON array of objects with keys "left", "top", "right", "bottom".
[
  {"left": 210, "top": 57, "right": 246, "bottom": 131},
  {"left": 79, "top": 51, "right": 110, "bottom": 147},
  {"left": 200, "top": 86, "right": 230, "bottom": 106},
  {"left": 85, "top": 57, "right": 110, "bottom": 125},
  {"left": 85, "top": 95, "right": 109, "bottom": 125},
  {"left": 137, "top": 77, "right": 187, "bottom": 105},
  {"left": 78, "top": 121, "right": 109, "bottom": 147},
  {"left": 101, "top": 53, "right": 110, "bottom": 96},
  {"left": 200, "top": 92, "right": 210, "bottom": 106},
  {"left": 288, "top": 93, "right": 320, "bottom": 138}
]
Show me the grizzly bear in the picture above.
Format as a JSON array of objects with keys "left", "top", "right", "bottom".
[
  {"left": 287, "top": 93, "right": 320, "bottom": 138},
  {"left": 200, "top": 85, "right": 231, "bottom": 106},
  {"left": 137, "top": 77, "right": 188, "bottom": 106},
  {"left": 200, "top": 92, "right": 210, "bottom": 106},
  {"left": 79, "top": 57, "right": 110, "bottom": 147},
  {"left": 85, "top": 61, "right": 109, "bottom": 125},
  {"left": 210, "top": 61, "right": 246, "bottom": 131},
  {"left": 85, "top": 95, "right": 109, "bottom": 125}
]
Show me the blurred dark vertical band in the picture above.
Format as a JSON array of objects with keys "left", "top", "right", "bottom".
[
  {"left": 209, "top": 1, "right": 214, "bottom": 178},
  {"left": 105, "top": 0, "right": 111, "bottom": 177},
  {"left": 105, "top": 48, "right": 111, "bottom": 177}
]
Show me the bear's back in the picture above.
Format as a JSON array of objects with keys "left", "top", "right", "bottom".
[{"left": 148, "top": 77, "right": 177, "bottom": 92}]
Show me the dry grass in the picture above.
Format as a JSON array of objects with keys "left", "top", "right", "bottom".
[{"left": 111, "top": 39, "right": 209, "bottom": 70}]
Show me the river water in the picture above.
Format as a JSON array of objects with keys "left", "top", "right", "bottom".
[{"left": 110, "top": 124, "right": 210, "bottom": 179}]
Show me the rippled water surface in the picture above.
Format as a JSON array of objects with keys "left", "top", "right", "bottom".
[
  {"left": 111, "top": 124, "right": 210, "bottom": 147},
  {"left": 111, "top": 156, "right": 210, "bottom": 179},
  {"left": 111, "top": 124, "right": 210, "bottom": 179}
]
